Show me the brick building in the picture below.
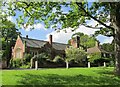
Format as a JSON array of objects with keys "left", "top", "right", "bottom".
[
  {"left": 12, "top": 35, "right": 70, "bottom": 59},
  {"left": 11, "top": 35, "right": 82, "bottom": 68}
]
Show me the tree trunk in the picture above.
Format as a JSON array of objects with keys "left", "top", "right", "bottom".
[
  {"left": 114, "top": 25, "right": 120, "bottom": 75},
  {"left": 110, "top": 3, "right": 120, "bottom": 75},
  {"left": 66, "top": 61, "right": 69, "bottom": 69},
  {"left": 113, "top": 14, "right": 120, "bottom": 76}
]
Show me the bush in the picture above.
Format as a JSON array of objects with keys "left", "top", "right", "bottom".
[
  {"left": 33, "top": 53, "right": 50, "bottom": 62},
  {"left": 10, "top": 58, "right": 23, "bottom": 68},
  {"left": 53, "top": 56, "right": 64, "bottom": 64},
  {"left": 24, "top": 54, "right": 32, "bottom": 63},
  {"left": 108, "top": 61, "right": 115, "bottom": 67},
  {"left": 20, "top": 63, "right": 31, "bottom": 69}
]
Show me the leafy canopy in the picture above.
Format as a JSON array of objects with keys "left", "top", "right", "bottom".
[{"left": 65, "top": 47, "right": 86, "bottom": 63}]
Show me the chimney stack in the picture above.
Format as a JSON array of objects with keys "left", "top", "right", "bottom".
[
  {"left": 70, "top": 36, "right": 80, "bottom": 48},
  {"left": 49, "top": 34, "right": 52, "bottom": 45},
  {"left": 26, "top": 35, "right": 28, "bottom": 38},
  {"left": 76, "top": 36, "right": 80, "bottom": 48}
]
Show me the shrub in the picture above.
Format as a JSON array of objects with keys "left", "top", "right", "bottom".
[
  {"left": 53, "top": 56, "right": 64, "bottom": 64},
  {"left": 24, "top": 54, "right": 32, "bottom": 63},
  {"left": 20, "top": 63, "right": 31, "bottom": 69},
  {"left": 10, "top": 58, "right": 23, "bottom": 68},
  {"left": 108, "top": 61, "right": 115, "bottom": 67}
]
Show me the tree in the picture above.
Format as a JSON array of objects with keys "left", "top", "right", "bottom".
[
  {"left": 4, "top": 1, "right": 120, "bottom": 75},
  {"left": 68, "top": 32, "right": 97, "bottom": 49},
  {"left": 1, "top": 19, "right": 20, "bottom": 67},
  {"left": 65, "top": 47, "right": 86, "bottom": 69},
  {"left": 88, "top": 52, "right": 103, "bottom": 66},
  {"left": 101, "top": 43, "right": 114, "bottom": 52}
]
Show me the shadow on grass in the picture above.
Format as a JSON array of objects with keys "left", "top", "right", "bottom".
[{"left": 10, "top": 73, "right": 120, "bottom": 87}]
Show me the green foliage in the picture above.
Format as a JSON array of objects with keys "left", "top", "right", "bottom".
[
  {"left": 53, "top": 55, "right": 64, "bottom": 64},
  {"left": 3, "top": 2, "right": 118, "bottom": 37},
  {"left": 20, "top": 63, "right": 31, "bottom": 69},
  {"left": 88, "top": 52, "right": 101, "bottom": 63},
  {"left": 101, "top": 43, "right": 114, "bottom": 52},
  {"left": 65, "top": 47, "right": 86, "bottom": 63},
  {"left": 33, "top": 53, "right": 50, "bottom": 63},
  {"left": 109, "top": 61, "right": 115, "bottom": 67},
  {"left": 23, "top": 54, "right": 32, "bottom": 64},
  {"left": 10, "top": 58, "right": 23, "bottom": 68},
  {"left": 1, "top": 19, "right": 20, "bottom": 67},
  {"left": 70, "top": 32, "right": 97, "bottom": 48}
]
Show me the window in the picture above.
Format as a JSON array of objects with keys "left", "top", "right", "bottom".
[{"left": 15, "top": 48, "right": 22, "bottom": 58}]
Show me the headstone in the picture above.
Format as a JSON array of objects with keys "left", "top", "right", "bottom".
[
  {"left": 35, "top": 61, "right": 38, "bottom": 70},
  {"left": 88, "top": 62, "right": 90, "bottom": 68}
]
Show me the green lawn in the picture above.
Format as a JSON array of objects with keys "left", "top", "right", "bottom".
[{"left": 1, "top": 67, "right": 120, "bottom": 86}]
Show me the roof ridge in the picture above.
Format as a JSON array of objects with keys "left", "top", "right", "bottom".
[
  {"left": 22, "top": 37, "right": 68, "bottom": 45},
  {"left": 22, "top": 37, "right": 47, "bottom": 42}
]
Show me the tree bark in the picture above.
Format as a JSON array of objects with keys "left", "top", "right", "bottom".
[
  {"left": 110, "top": 3, "right": 120, "bottom": 76},
  {"left": 114, "top": 25, "right": 120, "bottom": 75}
]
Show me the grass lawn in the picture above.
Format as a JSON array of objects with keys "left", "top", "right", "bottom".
[{"left": 1, "top": 67, "right": 120, "bottom": 86}]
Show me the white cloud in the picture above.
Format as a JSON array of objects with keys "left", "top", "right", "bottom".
[
  {"left": 46, "top": 25, "right": 98, "bottom": 44},
  {"left": 46, "top": 20, "right": 112, "bottom": 44},
  {"left": 34, "top": 23, "right": 46, "bottom": 30},
  {"left": 7, "top": 16, "right": 46, "bottom": 31},
  {"left": 22, "top": 23, "right": 46, "bottom": 31}
]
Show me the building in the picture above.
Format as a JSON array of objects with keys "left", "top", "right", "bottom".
[
  {"left": 11, "top": 35, "right": 82, "bottom": 68},
  {"left": 87, "top": 41, "right": 114, "bottom": 66},
  {"left": 12, "top": 35, "right": 69, "bottom": 59},
  {"left": 87, "top": 41, "right": 113, "bottom": 58}
]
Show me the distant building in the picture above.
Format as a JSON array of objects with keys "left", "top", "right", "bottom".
[{"left": 87, "top": 41, "right": 114, "bottom": 58}]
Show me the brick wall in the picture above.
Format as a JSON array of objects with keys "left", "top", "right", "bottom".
[{"left": 12, "top": 36, "right": 25, "bottom": 59}]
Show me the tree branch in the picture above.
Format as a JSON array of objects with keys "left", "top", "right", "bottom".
[
  {"left": 82, "top": 24, "right": 101, "bottom": 29},
  {"left": 76, "top": 2, "right": 115, "bottom": 31}
]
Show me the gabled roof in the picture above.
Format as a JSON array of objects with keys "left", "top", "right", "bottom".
[
  {"left": 22, "top": 37, "right": 46, "bottom": 48},
  {"left": 87, "top": 46, "right": 110, "bottom": 54},
  {"left": 22, "top": 37, "right": 69, "bottom": 50},
  {"left": 52, "top": 42, "right": 68, "bottom": 50}
]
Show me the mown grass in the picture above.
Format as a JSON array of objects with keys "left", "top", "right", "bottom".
[{"left": 1, "top": 67, "right": 120, "bottom": 87}]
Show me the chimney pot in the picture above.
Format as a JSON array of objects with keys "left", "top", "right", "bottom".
[
  {"left": 26, "top": 35, "right": 28, "bottom": 38},
  {"left": 49, "top": 35, "right": 52, "bottom": 45}
]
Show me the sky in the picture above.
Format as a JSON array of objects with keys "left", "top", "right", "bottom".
[{"left": 7, "top": 3, "right": 113, "bottom": 44}]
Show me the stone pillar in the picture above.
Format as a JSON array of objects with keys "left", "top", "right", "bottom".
[
  {"left": 88, "top": 62, "right": 90, "bottom": 68},
  {"left": 30, "top": 59, "right": 33, "bottom": 69},
  {"left": 35, "top": 61, "right": 38, "bottom": 70},
  {"left": 104, "top": 62, "right": 106, "bottom": 67}
]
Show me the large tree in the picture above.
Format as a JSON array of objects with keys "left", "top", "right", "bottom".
[
  {"left": 101, "top": 43, "right": 114, "bottom": 52},
  {"left": 1, "top": 18, "right": 20, "bottom": 67},
  {"left": 3, "top": 1, "right": 120, "bottom": 75}
]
